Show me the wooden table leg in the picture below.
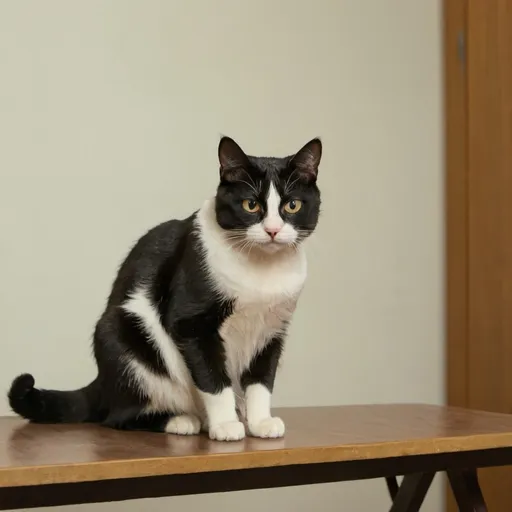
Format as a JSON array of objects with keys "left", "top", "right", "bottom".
[
  {"left": 388, "top": 473, "right": 435, "bottom": 512},
  {"left": 447, "top": 469, "right": 487, "bottom": 512}
]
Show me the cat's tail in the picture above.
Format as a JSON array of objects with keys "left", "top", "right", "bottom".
[{"left": 8, "top": 373, "right": 100, "bottom": 423}]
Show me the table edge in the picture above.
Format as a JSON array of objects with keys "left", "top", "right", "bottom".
[{"left": 2, "top": 433, "right": 512, "bottom": 488}]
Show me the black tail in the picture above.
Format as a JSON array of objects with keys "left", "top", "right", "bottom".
[{"left": 8, "top": 374, "right": 100, "bottom": 423}]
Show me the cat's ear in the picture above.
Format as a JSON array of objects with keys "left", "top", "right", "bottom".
[
  {"left": 290, "top": 138, "right": 322, "bottom": 182},
  {"left": 218, "top": 136, "right": 250, "bottom": 182}
]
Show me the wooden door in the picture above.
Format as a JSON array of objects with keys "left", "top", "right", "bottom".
[{"left": 446, "top": 0, "right": 512, "bottom": 510}]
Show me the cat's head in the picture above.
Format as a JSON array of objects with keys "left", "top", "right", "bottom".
[{"left": 215, "top": 137, "right": 322, "bottom": 253}]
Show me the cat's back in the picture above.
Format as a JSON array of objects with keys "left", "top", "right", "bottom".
[{"left": 107, "top": 214, "right": 197, "bottom": 306}]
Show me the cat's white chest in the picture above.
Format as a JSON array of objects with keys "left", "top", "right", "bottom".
[
  {"left": 220, "top": 299, "right": 296, "bottom": 381},
  {"left": 196, "top": 199, "right": 308, "bottom": 379},
  {"left": 215, "top": 253, "right": 305, "bottom": 384},
  {"left": 214, "top": 245, "right": 306, "bottom": 381}
]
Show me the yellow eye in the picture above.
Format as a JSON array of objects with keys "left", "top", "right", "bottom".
[
  {"left": 283, "top": 199, "right": 302, "bottom": 214},
  {"left": 242, "top": 199, "right": 261, "bottom": 213}
]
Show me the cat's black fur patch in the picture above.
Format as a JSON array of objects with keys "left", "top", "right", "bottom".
[
  {"left": 8, "top": 137, "right": 322, "bottom": 432},
  {"left": 240, "top": 335, "right": 285, "bottom": 392}
]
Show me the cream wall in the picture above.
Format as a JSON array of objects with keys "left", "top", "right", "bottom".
[{"left": 0, "top": 1, "right": 443, "bottom": 510}]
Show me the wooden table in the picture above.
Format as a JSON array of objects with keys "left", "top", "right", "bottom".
[{"left": 1, "top": 404, "right": 512, "bottom": 511}]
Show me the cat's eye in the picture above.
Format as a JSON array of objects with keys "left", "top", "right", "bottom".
[
  {"left": 242, "top": 199, "right": 261, "bottom": 213},
  {"left": 283, "top": 199, "right": 302, "bottom": 214}
]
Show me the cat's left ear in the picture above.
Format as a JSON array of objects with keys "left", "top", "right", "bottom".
[
  {"left": 218, "top": 136, "right": 250, "bottom": 182},
  {"left": 290, "top": 138, "right": 322, "bottom": 182}
]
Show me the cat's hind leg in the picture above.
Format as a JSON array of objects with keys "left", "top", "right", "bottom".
[
  {"left": 164, "top": 414, "right": 202, "bottom": 435},
  {"left": 103, "top": 408, "right": 201, "bottom": 435}
]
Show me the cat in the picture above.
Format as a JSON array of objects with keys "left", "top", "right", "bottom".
[{"left": 8, "top": 136, "right": 322, "bottom": 441}]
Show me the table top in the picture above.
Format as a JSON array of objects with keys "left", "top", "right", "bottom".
[{"left": 2, "top": 404, "right": 512, "bottom": 488}]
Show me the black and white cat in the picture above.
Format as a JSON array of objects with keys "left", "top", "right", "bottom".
[{"left": 8, "top": 136, "right": 322, "bottom": 441}]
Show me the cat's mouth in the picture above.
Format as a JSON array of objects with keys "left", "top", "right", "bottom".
[
  {"left": 259, "top": 241, "right": 283, "bottom": 253},
  {"left": 229, "top": 238, "right": 288, "bottom": 255},
  {"left": 251, "top": 238, "right": 296, "bottom": 255}
]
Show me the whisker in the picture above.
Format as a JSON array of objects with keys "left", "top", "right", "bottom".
[
  {"left": 239, "top": 240, "right": 252, "bottom": 254},
  {"left": 284, "top": 170, "right": 299, "bottom": 194},
  {"left": 226, "top": 240, "right": 243, "bottom": 251},
  {"left": 239, "top": 169, "right": 260, "bottom": 194},
  {"left": 238, "top": 180, "right": 259, "bottom": 195},
  {"left": 247, "top": 240, "right": 257, "bottom": 257}
]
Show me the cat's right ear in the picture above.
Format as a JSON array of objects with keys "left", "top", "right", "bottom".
[{"left": 218, "top": 136, "right": 249, "bottom": 182}]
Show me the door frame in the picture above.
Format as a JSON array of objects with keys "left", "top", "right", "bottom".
[
  {"left": 444, "top": 2, "right": 469, "bottom": 509},
  {"left": 444, "top": 0, "right": 468, "bottom": 410}
]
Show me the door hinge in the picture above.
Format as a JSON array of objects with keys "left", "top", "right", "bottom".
[{"left": 457, "top": 31, "right": 466, "bottom": 69}]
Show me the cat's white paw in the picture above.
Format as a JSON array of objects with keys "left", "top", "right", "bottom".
[
  {"left": 209, "top": 420, "right": 245, "bottom": 441},
  {"left": 249, "top": 417, "right": 285, "bottom": 439},
  {"left": 165, "top": 414, "right": 201, "bottom": 435}
]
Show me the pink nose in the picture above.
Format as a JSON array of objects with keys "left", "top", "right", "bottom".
[{"left": 265, "top": 228, "right": 281, "bottom": 239}]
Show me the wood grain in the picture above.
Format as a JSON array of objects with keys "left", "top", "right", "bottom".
[
  {"left": 465, "top": 1, "right": 512, "bottom": 510},
  {"left": 467, "top": 0, "right": 512, "bottom": 416},
  {"left": 2, "top": 405, "right": 512, "bottom": 488},
  {"left": 444, "top": 3, "right": 469, "bottom": 509},
  {"left": 444, "top": 0, "right": 512, "bottom": 510}
]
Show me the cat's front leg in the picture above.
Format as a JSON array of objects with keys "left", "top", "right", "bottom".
[
  {"left": 200, "top": 386, "right": 245, "bottom": 441},
  {"left": 180, "top": 335, "right": 245, "bottom": 441},
  {"left": 241, "top": 335, "right": 285, "bottom": 439}
]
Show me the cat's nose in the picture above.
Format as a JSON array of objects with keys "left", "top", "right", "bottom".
[{"left": 265, "top": 228, "right": 281, "bottom": 240}]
